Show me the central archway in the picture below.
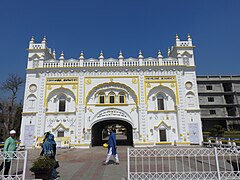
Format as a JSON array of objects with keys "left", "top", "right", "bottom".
[{"left": 91, "top": 120, "right": 133, "bottom": 146}]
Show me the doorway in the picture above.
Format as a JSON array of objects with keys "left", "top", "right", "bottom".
[{"left": 91, "top": 120, "right": 133, "bottom": 146}]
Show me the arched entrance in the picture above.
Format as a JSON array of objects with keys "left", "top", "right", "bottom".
[{"left": 91, "top": 120, "right": 133, "bottom": 146}]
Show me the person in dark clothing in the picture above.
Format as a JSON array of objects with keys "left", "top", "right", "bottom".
[
  {"left": 103, "top": 127, "right": 119, "bottom": 165},
  {"left": 43, "top": 133, "right": 57, "bottom": 178},
  {"left": 40, "top": 132, "right": 50, "bottom": 156}
]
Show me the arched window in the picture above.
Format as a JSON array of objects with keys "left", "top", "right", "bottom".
[
  {"left": 157, "top": 94, "right": 164, "bottom": 110},
  {"left": 109, "top": 92, "right": 115, "bottom": 104},
  {"left": 119, "top": 93, "right": 125, "bottom": 103},
  {"left": 59, "top": 94, "right": 67, "bottom": 112},
  {"left": 99, "top": 93, "right": 105, "bottom": 104}
]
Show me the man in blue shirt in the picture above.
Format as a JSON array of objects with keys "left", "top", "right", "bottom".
[{"left": 103, "top": 127, "right": 119, "bottom": 165}]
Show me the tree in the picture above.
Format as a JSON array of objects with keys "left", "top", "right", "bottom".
[
  {"left": 0, "top": 74, "right": 24, "bottom": 139},
  {"left": 209, "top": 125, "right": 225, "bottom": 137}
]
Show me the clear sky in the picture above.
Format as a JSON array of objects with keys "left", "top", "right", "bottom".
[{"left": 0, "top": 0, "right": 240, "bottom": 82}]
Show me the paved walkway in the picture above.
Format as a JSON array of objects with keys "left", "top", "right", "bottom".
[{"left": 26, "top": 146, "right": 128, "bottom": 180}]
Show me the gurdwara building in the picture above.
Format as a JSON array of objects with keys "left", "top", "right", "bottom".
[{"left": 20, "top": 35, "right": 203, "bottom": 148}]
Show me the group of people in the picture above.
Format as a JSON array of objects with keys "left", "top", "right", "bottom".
[{"left": 0, "top": 127, "right": 118, "bottom": 178}]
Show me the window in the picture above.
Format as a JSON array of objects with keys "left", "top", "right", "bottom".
[
  {"left": 208, "top": 97, "right": 214, "bottom": 102},
  {"left": 109, "top": 93, "right": 115, "bottom": 103},
  {"left": 159, "top": 129, "right": 167, "bottom": 141},
  {"left": 99, "top": 94, "right": 105, "bottom": 104},
  {"left": 58, "top": 94, "right": 66, "bottom": 112},
  {"left": 206, "top": 85, "right": 213, "bottom": 90},
  {"left": 119, "top": 94, "right": 125, "bottom": 103},
  {"left": 57, "top": 131, "right": 64, "bottom": 137},
  {"left": 210, "top": 110, "right": 216, "bottom": 115},
  {"left": 157, "top": 94, "right": 164, "bottom": 110}
]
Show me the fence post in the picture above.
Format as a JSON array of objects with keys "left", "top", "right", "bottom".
[
  {"left": 22, "top": 151, "right": 28, "bottom": 179},
  {"left": 127, "top": 148, "right": 130, "bottom": 180},
  {"left": 214, "top": 147, "right": 221, "bottom": 180}
]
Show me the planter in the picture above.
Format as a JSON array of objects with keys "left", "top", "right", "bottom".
[{"left": 30, "top": 167, "right": 53, "bottom": 180}]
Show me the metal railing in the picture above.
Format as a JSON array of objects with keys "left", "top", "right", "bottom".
[
  {"left": 0, "top": 151, "right": 28, "bottom": 180},
  {"left": 127, "top": 147, "right": 240, "bottom": 180}
]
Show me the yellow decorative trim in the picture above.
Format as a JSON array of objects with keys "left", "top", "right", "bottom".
[
  {"left": 171, "top": 83, "right": 175, "bottom": 87},
  {"left": 95, "top": 103, "right": 128, "bottom": 106},
  {"left": 46, "top": 77, "right": 78, "bottom": 85},
  {"left": 154, "top": 121, "right": 171, "bottom": 129},
  {"left": 71, "top": 144, "right": 90, "bottom": 146},
  {"left": 144, "top": 76, "right": 179, "bottom": 106},
  {"left": 84, "top": 79, "right": 139, "bottom": 107},
  {"left": 130, "top": 107, "right": 136, "bottom": 112},
  {"left": 175, "top": 142, "right": 190, "bottom": 145},
  {"left": 85, "top": 78, "right": 92, "bottom": 85},
  {"left": 87, "top": 107, "right": 93, "bottom": 113},
  {"left": 155, "top": 142, "right": 172, "bottom": 145},
  {"left": 110, "top": 78, "right": 113, "bottom": 82},
  {"left": 72, "top": 85, "right": 77, "bottom": 89},
  {"left": 44, "top": 77, "right": 78, "bottom": 108},
  {"left": 47, "top": 85, "right": 52, "bottom": 90},
  {"left": 22, "top": 112, "right": 37, "bottom": 115},
  {"left": 132, "top": 78, "right": 137, "bottom": 84},
  {"left": 52, "top": 123, "right": 70, "bottom": 132}
]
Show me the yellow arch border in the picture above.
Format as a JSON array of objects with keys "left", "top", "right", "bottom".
[
  {"left": 146, "top": 84, "right": 178, "bottom": 105},
  {"left": 85, "top": 82, "right": 139, "bottom": 107},
  {"left": 45, "top": 87, "right": 77, "bottom": 108}
]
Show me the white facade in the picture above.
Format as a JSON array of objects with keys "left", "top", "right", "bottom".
[{"left": 20, "top": 35, "right": 203, "bottom": 148}]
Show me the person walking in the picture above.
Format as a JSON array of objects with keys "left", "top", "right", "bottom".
[
  {"left": 0, "top": 130, "right": 17, "bottom": 177},
  {"left": 103, "top": 127, "right": 119, "bottom": 165}
]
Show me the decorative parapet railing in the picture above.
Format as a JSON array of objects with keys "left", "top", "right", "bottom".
[{"left": 34, "top": 58, "right": 181, "bottom": 69}]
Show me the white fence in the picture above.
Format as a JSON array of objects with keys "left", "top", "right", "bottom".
[
  {"left": 127, "top": 147, "right": 240, "bottom": 180},
  {"left": 0, "top": 151, "right": 28, "bottom": 180}
]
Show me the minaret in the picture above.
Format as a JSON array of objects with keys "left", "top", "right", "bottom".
[
  {"left": 138, "top": 50, "right": 144, "bottom": 66},
  {"left": 79, "top": 51, "right": 84, "bottom": 66},
  {"left": 99, "top": 51, "right": 104, "bottom": 66},
  {"left": 157, "top": 50, "right": 163, "bottom": 65},
  {"left": 118, "top": 50, "right": 124, "bottom": 66}
]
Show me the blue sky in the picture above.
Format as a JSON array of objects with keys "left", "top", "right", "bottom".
[{"left": 0, "top": 0, "right": 240, "bottom": 83}]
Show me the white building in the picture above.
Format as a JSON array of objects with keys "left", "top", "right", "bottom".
[{"left": 20, "top": 35, "right": 203, "bottom": 148}]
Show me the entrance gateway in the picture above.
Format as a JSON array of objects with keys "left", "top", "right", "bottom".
[{"left": 91, "top": 119, "right": 133, "bottom": 146}]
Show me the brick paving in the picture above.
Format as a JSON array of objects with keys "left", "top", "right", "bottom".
[{"left": 25, "top": 146, "right": 128, "bottom": 180}]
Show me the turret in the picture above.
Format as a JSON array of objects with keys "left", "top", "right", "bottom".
[
  {"left": 168, "top": 34, "right": 195, "bottom": 66},
  {"left": 27, "top": 36, "right": 55, "bottom": 69}
]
